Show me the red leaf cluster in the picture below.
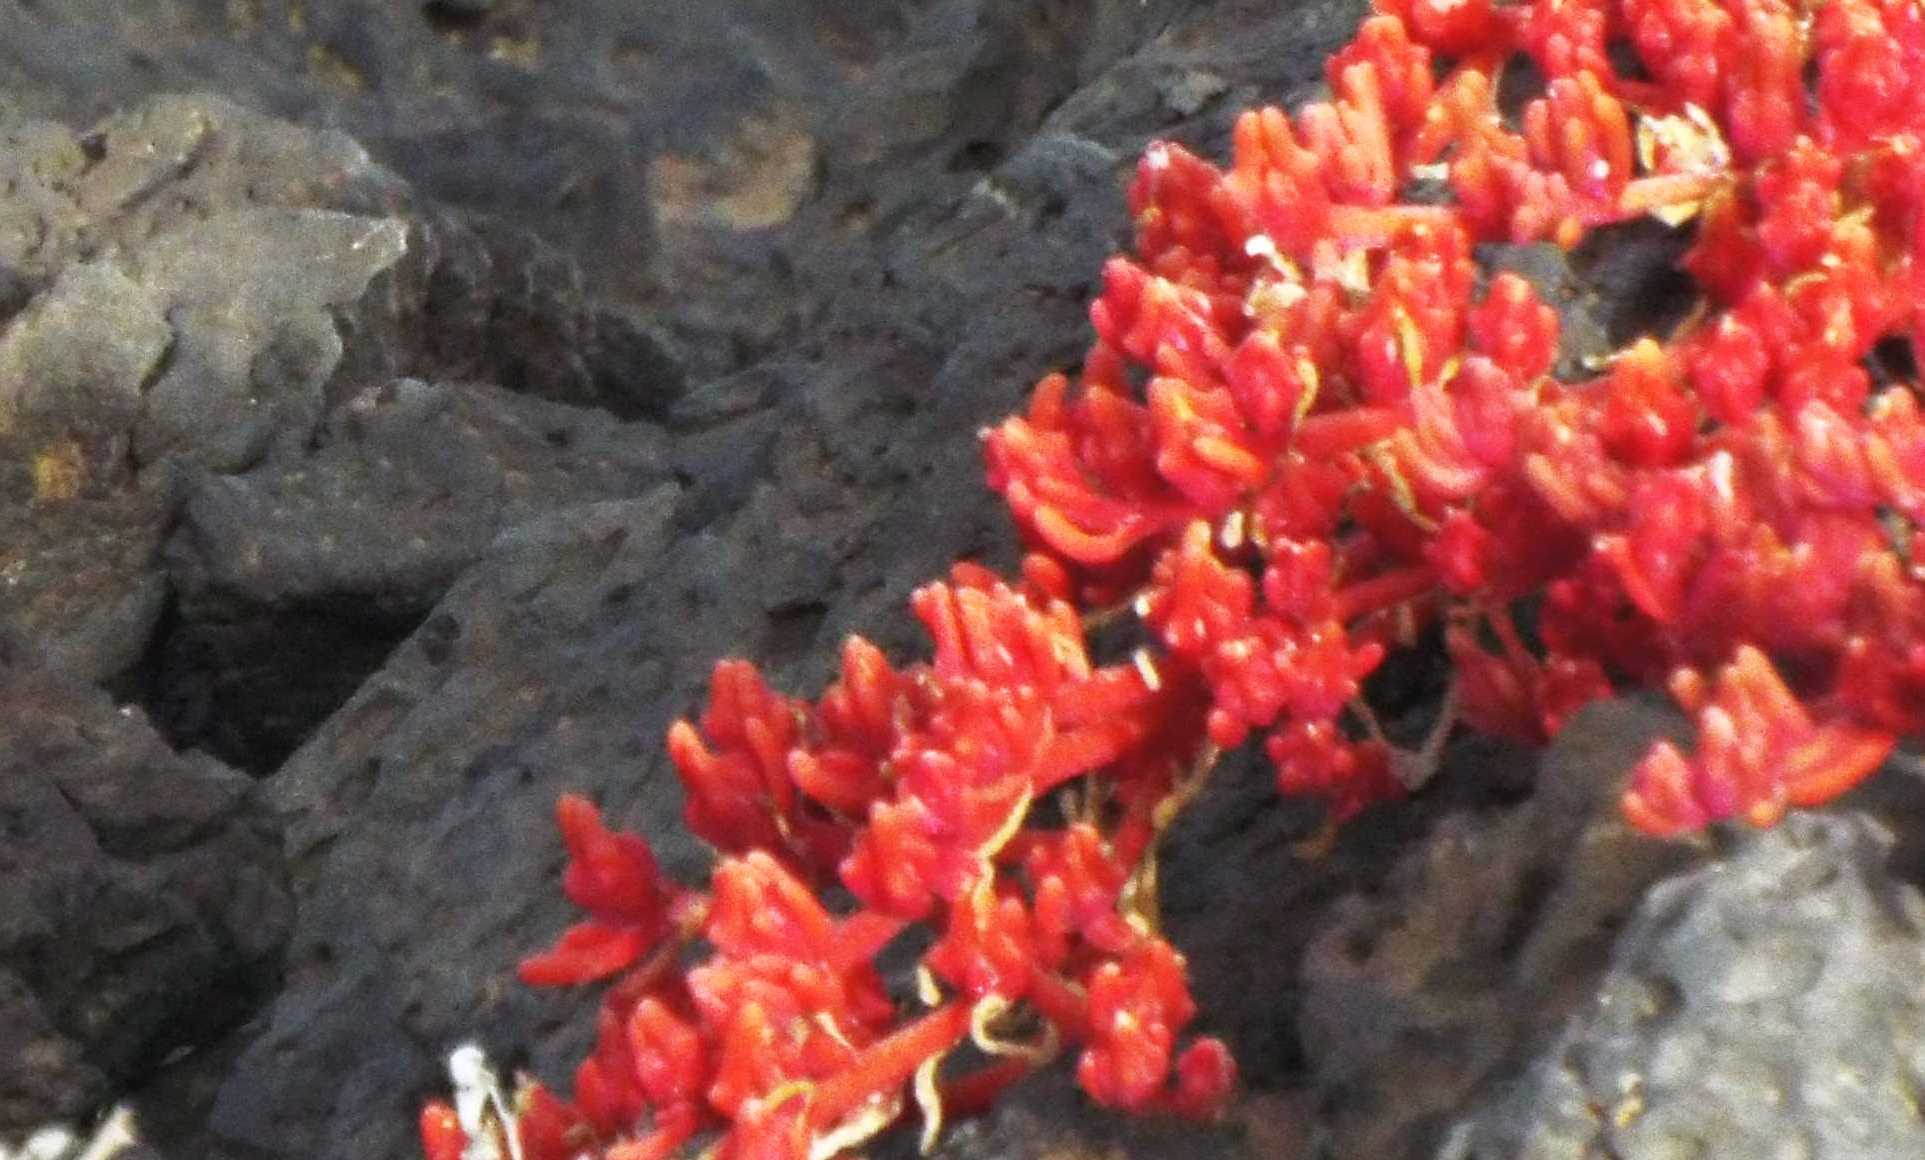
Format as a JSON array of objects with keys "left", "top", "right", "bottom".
[
  {"left": 428, "top": 0, "right": 1925, "bottom": 1154},
  {"left": 429, "top": 571, "right": 1231, "bottom": 1159},
  {"left": 986, "top": 0, "right": 1925, "bottom": 836}
]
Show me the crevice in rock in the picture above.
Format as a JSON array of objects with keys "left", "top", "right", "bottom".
[
  {"left": 420, "top": 1, "right": 493, "bottom": 34},
  {"left": 108, "top": 590, "right": 429, "bottom": 777},
  {"left": 1569, "top": 216, "right": 1700, "bottom": 351}
]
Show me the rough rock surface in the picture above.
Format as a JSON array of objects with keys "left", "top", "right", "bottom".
[
  {"left": 1446, "top": 811, "right": 1925, "bottom": 1160},
  {"left": 3, "top": 2, "right": 1917, "bottom": 1160},
  {"left": 0, "top": 93, "right": 680, "bottom": 704},
  {"left": 0, "top": 666, "right": 288, "bottom": 1131},
  {"left": 1293, "top": 701, "right": 1701, "bottom": 1158},
  {"left": 157, "top": 377, "right": 673, "bottom": 772}
]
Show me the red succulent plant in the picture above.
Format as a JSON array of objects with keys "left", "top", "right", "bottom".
[{"left": 427, "top": 0, "right": 1925, "bottom": 1154}]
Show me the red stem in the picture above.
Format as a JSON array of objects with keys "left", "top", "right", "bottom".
[
  {"left": 1023, "top": 963, "right": 1092, "bottom": 1042},
  {"left": 1334, "top": 565, "right": 1437, "bottom": 622},
  {"left": 809, "top": 1003, "right": 973, "bottom": 1128},
  {"left": 832, "top": 911, "right": 909, "bottom": 972}
]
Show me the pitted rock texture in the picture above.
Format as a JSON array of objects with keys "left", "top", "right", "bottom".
[
  {"left": 151, "top": 378, "right": 676, "bottom": 771},
  {"left": 205, "top": 493, "right": 694, "bottom": 1159},
  {"left": 0, "top": 95, "right": 683, "bottom": 770},
  {"left": 0, "top": 667, "right": 289, "bottom": 1132},
  {"left": 1444, "top": 811, "right": 1925, "bottom": 1160},
  {"left": 1288, "top": 700, "right": 1698, "bottom": 1159}
]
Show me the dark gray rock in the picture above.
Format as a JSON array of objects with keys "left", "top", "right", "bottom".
[
  {"left": 0, "top": 95, "right": 411, "bottom": 290},
  {"left": 200, "top": 491, "right": 708, "bottom": 1160},
  {"left": 146, "top": 377, "right": 675, "bottom": 773},
  {"left": 1294, "top": 700, "right": 1702, "bottom": 1160},
  {"left": 0, "top": 94, "right": 683, "bottom": 460},
  {"left": 168, "top": 377, "right": 672, "bottom": 612},
  {"left": 0, "top": 94, "right": 683, "bottom": 684},
  {"left": 0, "top": 480, "right": 176, "bottom": 684},
  {"left": 425, "top": 0, "right": 496, "bottom": 17},
  {"left": 0, "top": 970, "right": 103, "bottom": 1134},
  {"left": 921, "top": 1069, "right": 1272, "bottom": 1159},
  {"left": 1445, "top": 811, "right": 1925, "bottom": 1160},
  {"left": 0, "top": 666, "right": 289, "bottom": 1134}
]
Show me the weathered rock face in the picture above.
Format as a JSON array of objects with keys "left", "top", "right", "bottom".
[
  {"left": 6, "top": 4, "right": 1925, "bottom": 1160},
  {"left": 1447, "top": 810, "right": 1925, "bottom": 1160},
  {"left": 1292, "top": 702, "right": 1702, "bottom": 1158},
  {"left": 0, "top": 94, "right": 682, "bottom": 719},
  {"left": 0, "top": 82, "right": 702, "bottom": 1157},
  {"left": 0, "top": 667, "right": 288, "bottom": 1131}
]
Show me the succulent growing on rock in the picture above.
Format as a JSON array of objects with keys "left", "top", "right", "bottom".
[{"left": 426, "top": 0, "right": 1925, "bottom": 1154}]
